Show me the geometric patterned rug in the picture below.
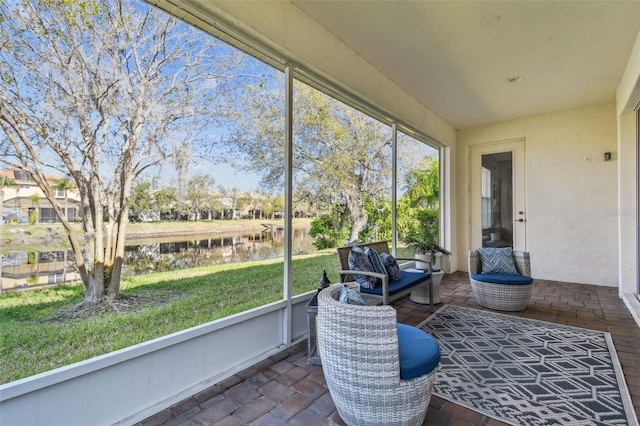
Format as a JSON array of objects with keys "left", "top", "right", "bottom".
[{"left": 418, "top": 305, "right": 639, "bottom": 426}]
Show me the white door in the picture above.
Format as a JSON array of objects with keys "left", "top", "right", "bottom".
[{"left": 470, "top": 139, "right": 526, "bottom": 251}]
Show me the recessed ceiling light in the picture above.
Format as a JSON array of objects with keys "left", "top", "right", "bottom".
[
  {"left": 482, "top": 15, "right": 501, "bottom": 27},
  {"left": 506, "top": 76, "right": 523, "bottom": 83}
]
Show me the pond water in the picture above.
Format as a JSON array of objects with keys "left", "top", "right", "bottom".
[
  {"left": 122, "top": 227, "right": 313, "bottom": 275},
  {"left": 0, "top": 227, "right": 314, "bottom": 291}
]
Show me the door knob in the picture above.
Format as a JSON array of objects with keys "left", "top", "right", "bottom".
[{"left": 516, "top": 218, "right": 525, "bottom": 222}]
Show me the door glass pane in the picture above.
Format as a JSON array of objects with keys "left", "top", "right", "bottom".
[{"left": 481, "top": 152, "right": 513, "bottom": 248}]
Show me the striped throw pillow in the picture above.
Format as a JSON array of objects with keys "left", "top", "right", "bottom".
[
  {"left": 365, "top": 247, "right": 387, "bottom": 277},
  {"left": 477, "top": 247, "right": 519, "bottom": 275}
]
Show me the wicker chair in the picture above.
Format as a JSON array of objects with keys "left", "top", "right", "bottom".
[
  {"left": 317, "top": 283, "right": 438, "bottom": 426},
  {"left": 468, "top": 249, "right": 533, "bottom": 311}
]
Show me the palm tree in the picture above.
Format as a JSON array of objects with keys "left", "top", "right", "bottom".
[
  {"left": 53, "top": 177, "right": 75, "bottom": 222},
  {"left": 403, "top": 157, "right": 440, "bottom": 210},
  {"left": 28, "top": 193, "right": 40, "bottom": 223}
]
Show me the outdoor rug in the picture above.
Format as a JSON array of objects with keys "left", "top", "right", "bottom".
[{"left": 418, "top": 305, "right": 639, "bottom": 426}]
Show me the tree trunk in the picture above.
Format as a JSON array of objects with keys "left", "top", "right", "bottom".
[
  {"left": 345, "top": 192, "right": 367, "bottom": 244},
  {"left": 62, "top": 251, "right": 67, "bottom": 283},
  {"left": 105, "top": 204, "right": 130, "bottom": 299},
  {"left": 0, "top": 190, "right": 4, "bottom": 227},
  {"left": 84, "top": 268, "right": 105, "bottom": 303},
  {"left": 107, "top": 256, "right": 124, "bottom": 299}
]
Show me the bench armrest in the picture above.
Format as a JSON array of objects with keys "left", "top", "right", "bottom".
[
  {"left": 338, "top": 270, "right": 387, "bottom": 280},
  {"left": 394, "top": 257, "right": 433, "bottom": 273},
  {"left": 339, "top": 270, "right": 391, "bottom": 304}
]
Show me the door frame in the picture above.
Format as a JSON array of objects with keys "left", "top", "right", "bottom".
[
  {"left": 635, "top": 102, "right": 639, "bottom": 300},
  {"left": 469, "top": 138, "right": 526, "bottom": 251}
]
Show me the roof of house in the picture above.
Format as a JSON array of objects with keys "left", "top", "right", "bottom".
[{"left": 0, "top": 168, "right": 64, "bottom": 185}]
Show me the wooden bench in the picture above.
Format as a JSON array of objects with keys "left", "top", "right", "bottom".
[{"left": 336, "top": 241, "right": 434, "bottom": 310}]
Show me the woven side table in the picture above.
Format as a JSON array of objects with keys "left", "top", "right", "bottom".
[{"left": 410, "top": 271, "right": 443, "bottom": 304}]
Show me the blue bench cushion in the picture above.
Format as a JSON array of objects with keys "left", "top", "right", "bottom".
[
  {"left": 396, "top": 323, "right": 440, "bottom": 380},
  {"left": 471, "top": 273, "right": 533, "bottom": 285},
  {"left": 359, "top": 271, "right": 430, "bottom": 296}
]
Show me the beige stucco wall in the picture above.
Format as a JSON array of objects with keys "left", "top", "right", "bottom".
[
  {"left": 616, "top": 27, "right": 639, "bottom": 303},
  {"left": 617, "top": 113, "right": 638, "bottom": 295},
  {"left": 457, "top": 102, "right": 619, "bottom": 286}
]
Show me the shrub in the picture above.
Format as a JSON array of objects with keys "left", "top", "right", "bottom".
[{"left": 309, "top": 215, "right": 347, "bottom": 249}]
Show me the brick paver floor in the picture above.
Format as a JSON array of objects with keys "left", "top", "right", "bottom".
[{"left": 138, "top": 271, "right": 640, "bottom": 426}]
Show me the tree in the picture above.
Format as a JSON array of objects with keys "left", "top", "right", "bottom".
[
  {"left": 153, "top": 186, "right": 178, "bottom": 220},
  {"left": 28, "top": 193, "right": 40, "bottom": 224},
  {"left": 236, "top": 190, "right": 254, "bottom": 219},
  {"left": 53, "top": 177, "right": 74, "bottom": 222},
  {"left": 362, "top": 196, "right": 392, "bottom": 242},
  {"left": 0, "top": 0, "right": 248, "bottom": 302},
  {"left": 270, "top": 194, "right": 285, "bottom": 219},
  {"left": 403, "top": 155, "right": 440, "bottom": 210},
  {"left": 224, "top": 82, "right": 391, "bottom": 243},
  {"left": 129, "top": 180, "right": 155, "bottom": 222},
  {"left": 28, "top": 193, "right": 40, "bottom": 207},
  {"left": 309, "top": 214, "right": 348, "bottom": 249},
  {"left": 182, "top": 174, "right": 216, "bottom": 221},
  {"left": 224, "top": 186, "right": 245, "bottom": 219},
  {"left": 249, "top": 189, "right": 270, "bottom": 220},
  {"left": 242, "top": 190, "right": 259, "bottom": 219},
  {"left": 397, "top": 154, "right": 441, "bottom": 239}
]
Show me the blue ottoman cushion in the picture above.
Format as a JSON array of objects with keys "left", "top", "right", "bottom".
[
  {"left": 396, "top": 323, "right": 440, "bottom": 380},
  {"left": 471, "top": 273, "right": 533, "bottom": 285}
]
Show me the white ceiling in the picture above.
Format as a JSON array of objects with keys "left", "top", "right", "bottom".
[{"left": 292, "top": 0, "right": 640, "bottom": 129}]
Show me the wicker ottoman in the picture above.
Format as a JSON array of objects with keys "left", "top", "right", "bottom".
[{"left": 469, "top": 274, "right": 533, "bottom": 311}]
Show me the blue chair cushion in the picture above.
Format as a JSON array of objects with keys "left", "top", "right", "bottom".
[
  {"left": 396, "top": 323, "right": 440, "bottom": 380},
  {"left": 471, "top": 273, "right": 533, "bottom": 285},
  {"left": 359, "top": 271, "right": 430, "bottom": 296}
]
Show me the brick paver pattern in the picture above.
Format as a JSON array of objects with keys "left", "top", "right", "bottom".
[{"left": 138, "top": 271, "right": 640, "bottom": 426}]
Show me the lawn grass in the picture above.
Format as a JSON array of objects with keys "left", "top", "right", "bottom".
[{"left": 0, "top": 245, "right": 414, "bottom": 384}]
